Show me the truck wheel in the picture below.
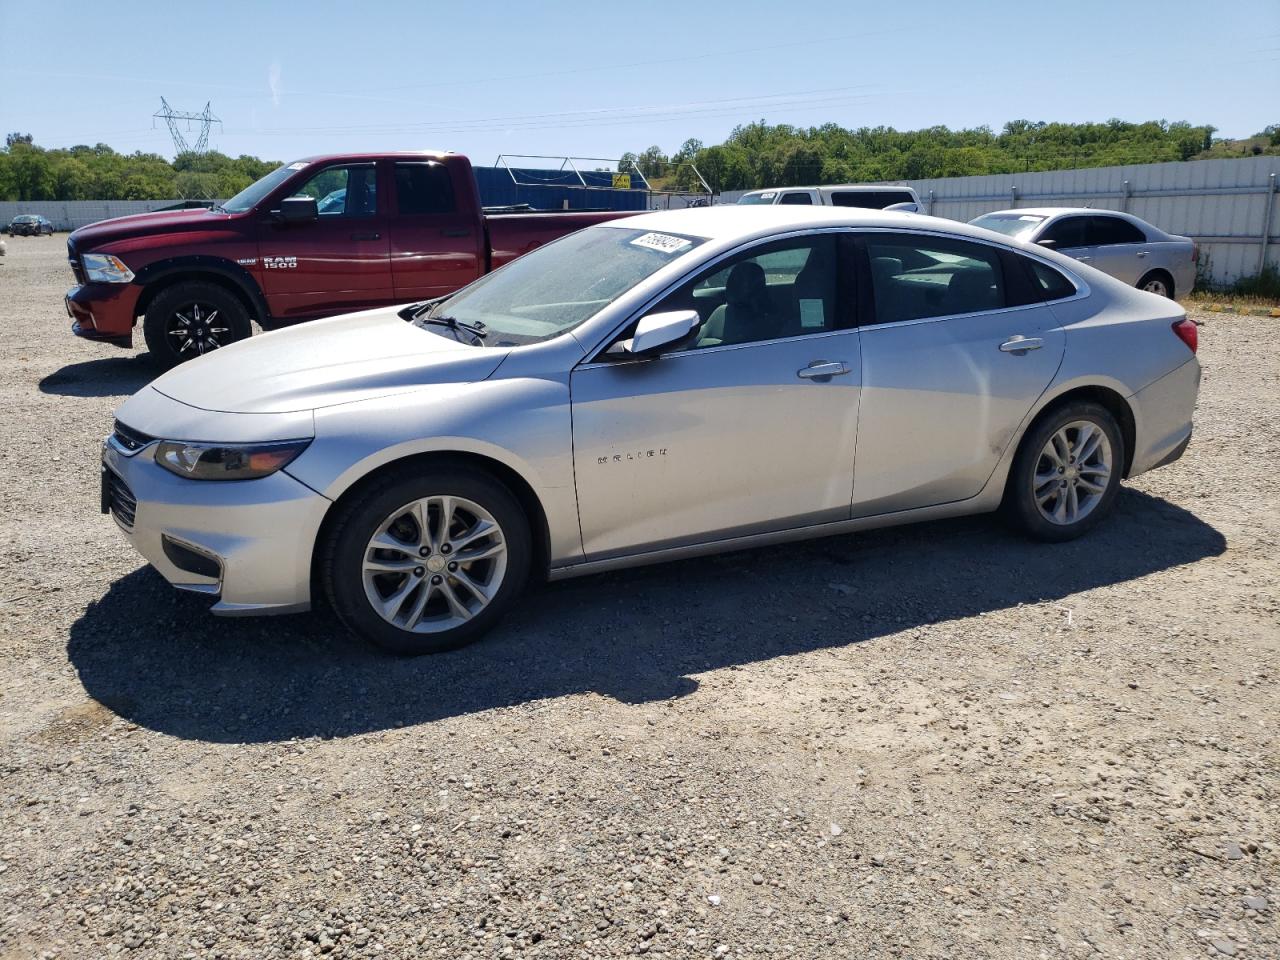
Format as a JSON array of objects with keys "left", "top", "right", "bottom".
[
  {"left": 322, "top": 465, "right": 532, "bottom": 655},
  {"left": 143, "top": 282, "right": 251, "bottom": 369}
]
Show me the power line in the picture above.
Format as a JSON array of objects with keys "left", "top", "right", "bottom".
[{"left": 152, "top": 98, "right": 222, "bottom": 155}]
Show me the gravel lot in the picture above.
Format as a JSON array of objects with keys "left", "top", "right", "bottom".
[{"left": 0, "top": 236, "right": 1276, "bottom": 960}]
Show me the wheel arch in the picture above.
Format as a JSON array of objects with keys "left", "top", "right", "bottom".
[
  {"left": 1021, "top": 383, "right": 1137, "bottom": 479},
  {"left": 132, "top": 256, "right": 268, "bottom": 326},
  {"left": 309, "top": 450, "right": 554, "bottom": 603},
  {"left": 1137, "top": 266, "right": 1176, "bottom": 299}
]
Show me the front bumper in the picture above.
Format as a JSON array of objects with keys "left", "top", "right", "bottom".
[
  {"left": 66, "top": 282, "right": 142, "bottom": 345},
  {"left": 101, "top": 434, "right": 331, "bottom": 615}
]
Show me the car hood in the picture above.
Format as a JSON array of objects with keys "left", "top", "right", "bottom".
[
  {"left": 69, "top": 207, "right": 237, "bottom": 248},
  {"left": 147, "top": 306, "right": 509, "bottom": 414}
]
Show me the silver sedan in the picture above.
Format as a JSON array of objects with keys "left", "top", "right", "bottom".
[
  {"left": 102, "top": 207, "right": 1202, "bottom": 653},
  {"left": 969, "top": 208, "right": 1196, "bottom": 299}
]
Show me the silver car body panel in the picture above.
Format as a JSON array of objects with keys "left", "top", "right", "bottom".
[{"left": 105, "top": 206, "right": 1201, "bottom": 613}]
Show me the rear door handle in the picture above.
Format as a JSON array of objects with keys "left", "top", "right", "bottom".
[
  {"left": 1076, "top": 255, "right": 1093, "bottom": 262},
  {"left": 350, "top": 231, "right": 381, "bottom": 241},
  {"left": 797, "top": 360, "right": 850, "bottom": 381},
  {"left": 1000, "top": 336, "right": 1044, "bottom": 354},
  {"left": 441, "top": 227, "right": 472, "bottom": 238},
  {"left": 1136, "top": 250, "right": 1149, "bottom": 258}
]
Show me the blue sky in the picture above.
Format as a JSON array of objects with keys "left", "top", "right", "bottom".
[{"left": 1, "top": 0, "right": 1276, "bottom": 165}]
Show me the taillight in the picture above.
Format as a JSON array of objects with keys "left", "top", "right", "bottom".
[{"left": 1172, "top": 318, "right": 1198, "bottom": 354}]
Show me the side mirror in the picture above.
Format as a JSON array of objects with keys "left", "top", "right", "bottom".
[
  {"left": 276, "top": 196, "right": 319, "bottom": 223},
  {"left": 607, "top": 310, "right": 701, "bottom": 359},
  {"left": 1036, "top": 238, "right": 1057, "bottom": 248}
]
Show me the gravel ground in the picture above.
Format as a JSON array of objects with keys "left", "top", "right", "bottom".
[{"left": 0, "top": 236, "right": 1276, "bottom": 960}]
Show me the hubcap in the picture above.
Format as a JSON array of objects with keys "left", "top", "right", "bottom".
[
  {"left": 361, "top": 495, "right": 507, "bottom": 633},
  {"left": 1143, "top": 278, "right": 1168, "bottom": 297},
  {"left": 1033, "top": 420, "right": 1113, "bottom": 526},
  {"left": 166, "top": 301, "right": 231, "bottom": 355}
]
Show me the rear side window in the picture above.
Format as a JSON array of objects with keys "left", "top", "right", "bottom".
[
  {"left": 1087, "top": 216, "right": 1146, "bottom": 246},
  {"left": 779, "top": 192, "right": 813, "bottom": 205},
  {"left": 1040, "top": 216, "right": 1087, "bottom": 248},
  {"left": 830, "top": 190, "right": 914, "bottom": 209},
  {"left": 1023, "top": 257, "right": 1077, "bottom": 301},
  {"left": 395, "top": 162, "right": 455, "bottom": 215},
  {"left": 865, "top": 235, "right": 1005, "bottom": 324}
]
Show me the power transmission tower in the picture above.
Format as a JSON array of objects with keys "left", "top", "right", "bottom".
[{"left": 153, "top": 98, "right": 222, "bottom": 155}]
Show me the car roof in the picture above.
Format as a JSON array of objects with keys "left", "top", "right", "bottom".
[
  {"left": 602, "top": 205, "right": 998, "bottom": 243},
  {"left": 742, "top": 184, "right": 914, "bottom": 194},
  {"left": 981, "top": 207, "right": 1132, "bottom": 219},
  {"left": 292, "top": 150, "right": 451, "bottom": 165}
]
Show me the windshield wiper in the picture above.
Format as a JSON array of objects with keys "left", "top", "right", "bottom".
[{"left": 415, "top": 314, "right": 487, "bottom": 345}]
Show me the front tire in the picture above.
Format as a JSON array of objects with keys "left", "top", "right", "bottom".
[
  {"left": 142, "top": 282, "right": 251, "bottom": 369},
  {"left": 322, "top": 466, "right": 532, "bottom": 655},
  {"left": 1005, "top": 402, "right": 1125, "bottom": 542}
]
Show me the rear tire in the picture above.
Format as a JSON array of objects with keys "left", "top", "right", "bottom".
[
  {"left": 1137, "top": 270, "right": 1174, "bottom": 299},
  {"left": 142, "top": 282, "right": 251, "bottom": 369},
  {"left": 1005, "top": 401, "right": 1125, "bottom": 542},
  {"left": 322, "top": 466, "right": 532, "bottom": 655}
]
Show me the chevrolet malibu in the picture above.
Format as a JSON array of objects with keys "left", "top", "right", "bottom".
[{"left": 103, "top": 207, "right": 1201, "bottom": 654}]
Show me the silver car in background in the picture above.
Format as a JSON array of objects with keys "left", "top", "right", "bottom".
[
  {"left": 969, "top": 208, "right": 1196, "bottom": 299},
  {"left": 102, "top": 207, "right": 1201, "bottom": 654}
]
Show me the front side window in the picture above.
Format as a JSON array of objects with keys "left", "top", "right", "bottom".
[
  {"left": 291, "top": 164, "right": 378, "bottom": 217},
  {"left": 419, "top": 225, "right": 705, "bottom": 346},
  {"left": 395, "top": 162, "right": 455, "bottom": 215},
  {"left": 651, "top": 235, "right": 843, "bottom": 349},
  {"left": 865, "top": 234, "right": 1005, "bottom": 324},
  {"left": 1087, "top": 216, "right": 1146, "bottom": 246},
  {"left": 1040, "top": 216, "right": 1088, "bottom": 249}
]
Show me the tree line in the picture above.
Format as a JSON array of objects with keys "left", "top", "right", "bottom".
[
  {"left": 621, "top": 119, "right": 1280, "bottom": 193},
  {"left": 0, "top": 133, "right": 279, "bottom": 202}
]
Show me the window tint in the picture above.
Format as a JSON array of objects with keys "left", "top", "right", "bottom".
[
  {"left": 865, "top": 235, "right": 1005, "bottom": 324},
  {"left": 395, "top": 162, "right": 455, "bottom": 215},
  {"left": 830, "top": 190, "right": 914, "bottom": 209},
  {"left": 779, "top": 192, "right": 814, "bottom": 205},
  {"left": 1024, "top": 257, "right": 1076, "bottom": 301},
  {"left": 1087, "top": 215, "right": 1146, "bottom": 246},
  {"left": 1040, "top": 216, "right": 1087, "bottom": 248},
  {"left": 291, "top": 165, "right": 377, "bottom": 217},
  {"left": 654, "top": 235, "right": 843, "bottom": 349}
]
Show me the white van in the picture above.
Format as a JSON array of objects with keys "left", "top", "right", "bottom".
[{"left": 736, "top": 184, "right": 920, "bottom": 212}]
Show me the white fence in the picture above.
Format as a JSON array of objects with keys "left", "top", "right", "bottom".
[
  {"left": 0, "top": 199, "right": 195, "bottom": 232},
  {"left": 721, "top": 156, "right": 1280, "bottom": 286}
]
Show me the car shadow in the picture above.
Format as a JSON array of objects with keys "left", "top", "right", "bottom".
[
  {"left": 67, "top": 488, "right": 1225, "bottom": 744},
  {"left": 38, "top": 355, "right": 156, "bottom": 398}
]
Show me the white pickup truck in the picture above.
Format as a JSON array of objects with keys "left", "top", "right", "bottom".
[{"left": 736, "top": 183, "right": 921, "bottom": 211}]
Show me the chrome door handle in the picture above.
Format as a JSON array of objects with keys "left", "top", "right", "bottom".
[
  {"left": 1000, "top": 336, "right": 1044, "bottom": 354},
  {"left": 1076, "top": 255, "right": 1093, "bottom": 262},
  {"left": 797, "top": 360, "right": 850, "bottom": 381},
  {"left": 1136, "top": 250, "right": 1149, "bottom": 258}
]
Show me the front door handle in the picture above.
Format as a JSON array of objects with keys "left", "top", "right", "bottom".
[
  {"left": 441, "top": 227, "right": 472, "bottom": 238},
  {"left": 1076, "top": 255, "right": 1093, "bottom": 262},
  {"left": 797, "top": 360, "right": 850, "bottom": 381},
  {"left": 999, "top": 336, "right": 1044, "bottom": 355},
  {"left": 350, "top": 231, "right": 381, "bottom": 241},
  {"left": 1136, "top": 250, "right": 1149, "bottom": 258}
]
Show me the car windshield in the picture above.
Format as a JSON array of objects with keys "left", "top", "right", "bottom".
[
  {"left": 14, "top": 216, "right": 35, "bottom": 222},
  {"left": 221, "top": 163, "right": 306, "bottom": 213},
  {"left": 969, "top": 213, "right": 1046, "bottom": 238},
  {"left": 420, "top": 225, "right": 706, "bottom": 347},
  {"left": 736, "top": 192, "right": 775, "bottom": 205}
]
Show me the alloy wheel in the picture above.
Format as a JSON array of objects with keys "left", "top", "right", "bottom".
[
  {"left": 166, "top": 302, "right": 231, "bottom": 355},
  {"left": 361, "top": 495, "right": 508, "bottom": 633},
  {"left": 1142, "top": 277, "right": 1169, "bottom": 297},
  {"left": 1032, "top": 420, "right": 1113, "bottom": 526}
]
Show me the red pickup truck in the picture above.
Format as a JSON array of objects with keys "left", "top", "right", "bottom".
[{"left": 65, "top": 151, "right": 638, "bottom": 367}]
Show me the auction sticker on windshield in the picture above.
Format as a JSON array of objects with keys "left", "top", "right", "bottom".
[{"left": 630, "top": 232, "right": 694, "bottom": 255}]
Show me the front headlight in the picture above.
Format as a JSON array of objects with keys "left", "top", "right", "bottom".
[
  {"left": 82, "top": 253, "right": 134, "bottom": 283},
  {"left": 155, "top": 439, "right": 311, "bottom": 481}
]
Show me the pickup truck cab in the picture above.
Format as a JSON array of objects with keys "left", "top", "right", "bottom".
[
  {"left": 737, "top": 184, "right": 920, "bottom": 212},
  {"left": 66, "top": 151, "right": 638, "bottom": 367}
]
